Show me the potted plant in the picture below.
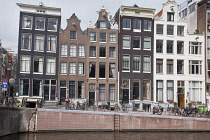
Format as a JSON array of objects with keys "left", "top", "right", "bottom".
[
  {"left": 168, "top": 100, "right": 174, "bottom": 104},
  {"left": 188, "top": 102, "right": 192, "bottom": 108},
  {"left": 173, "top": 102, "right": 178, "bottom": 107},
  {"left": 196, "top": 101, "right": 202, "bottom": 104}
]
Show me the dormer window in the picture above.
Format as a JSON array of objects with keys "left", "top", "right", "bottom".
[
  {"left": 167, "top": 12, "right": 174, "bottom": 21},
  {"left": 70, "top": 31, "right": 76, "bottom": 40},
  {"left": 98, "top": 21, "right": 107, "bottom": 28}
]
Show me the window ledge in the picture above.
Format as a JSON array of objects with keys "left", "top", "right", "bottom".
[
  {"left": 33, "top": 72, "right": 43, "bottom": 74},
  {"left": 21, "top": 49, "right": 31, "bottom": 51},
  {"left": 89, "top": 41, "right": 97, "bottom": 42},
  {"left": 123, "top": 28, "right": 131, "bottom": 30},
  {"left": 143, "top": 72, "right": 151, "bottom": 73},
  {"left": 144, "top": 30, "right": 151, "bottom": 32},
  {"left": 133, "top": 48, "right": 141, "bottom": 50},
  {"left": 35, "top": 29, "right": 45, "bottom": 31},
  {"left": 60, "top": 74, "right": 67, "bottom": 75},
  {"left": 122, "top": 71, "right": 130, "bottom": 73},
  {"left": 34, "top": 50, "right": 44, "bottom": 52},
  {"left": 133, "top": 71, "right": 140, "bottom": 73},
  {"left": 47, "top": 51, "right": 56, "bottom": 53},
  {"left": 47, "top": 30, "right": 57, "bottom": 32},
  {"left": 69, "top": 74, "right": 76, "bottom": 75},
  {"left": 61, "top": 56, "right": 68, "bottom": 57}
]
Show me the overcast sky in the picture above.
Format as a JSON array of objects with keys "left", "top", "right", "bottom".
[{"left": 0, "top": 0, "right": 185, "bottom": 53}]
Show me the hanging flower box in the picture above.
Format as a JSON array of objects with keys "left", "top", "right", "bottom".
[
  {"left": 196, "top": 101, "right": 202, "bottom": 104},
  {"left": 157, "top": 100, "right": 164, "bottom": 103},
  {"left": 168, "top": 100, "right": 174, "bottom": 103}
]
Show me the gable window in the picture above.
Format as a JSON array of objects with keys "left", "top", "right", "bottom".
[
  {"left": 78, "top": 45, "right": 85, "bottom": 57},
  {"left": 109, "top": 63, "right": 116, "bottom": 78},
  {"left": 34, "top": 35, "right": 44, "bottom": 51},
  {"left": 20, "top": 55, "right": 30, "bottom": 73},
  {"left": 167, "top": 25, "right": 174, "bottom": 35},
  {"left": 70, "top": 45, "right": 76, "bottom": 57},
  {"left": 167, "top": 12, "right": 174, "bottom": 21},
  {"left": 60, "top": 62, "right": 67, "bottom": 74},
  {"left": 123, "top": 36, "right": 130, "bottom": 49},
  {"left": 177, "top": 41, "right": 184, "bottom": 54},
  {"left": 48, "top": 18, "right": 57, "bottom": 31},
  {"left": 123, "top": 19, "right": 131, "bottom": 29},
  {"left": 167, "top": 40, "right": 173, "bottom": 53},
  {"left": 156, "top": 59, "right": 163, "bottom": 74},
  {"left": 90, "top": 32, "right": 96, "bottom": 41},
  {"left": 122, "top": 55, "right": 130, "bottom": 71},
  {"left": 61, "top": 44, "right": 68, "bottom": 56},
  {"left": 78, "top": 63, "right": 84, "bottom": 75},
  {"left": 46, "top": 57, "right": 56, "bottom": 74},
  {"left": 99, "top": 47, "right": 106, "bottom": 57},
  {"left": 156, "top": 40, "right": 163, "bottom": 53},
  {"left": 133, "top": 19, "right": 141, "bottom": 31},
  {"left": 69, "top": 62, "right": 76, "bottom": 75},
  {"left": 22, "top": 16, "right": 32, "bottom": 29},
  {"left": 143, "top": 56, "right": 151, "bottom": 73},
  {"left": 177, "top": 26, "right": 184, "bottom": 36},
  {"left": 21, "top": 34, "right": 31, "bottom": 50},
  {"left": 133, "top": 56, "right": 140, "bottom": 72},
  {"left": 100, "top": 33, "right": 106, "bottom": 42},
  {"left": 133, "top": 36, "right": 140, "bottom": 49},
  {"left": 110, "top": 33, "right": 116, "bottom": 42},
  {"left": 156, "top": 24, "right": 163, "bottom": 34},
  {"left": 177, "top": 60, "right": 184, "bottom": 74},
  {"left": 47, "top": 36, "right": 56, "bottom": 52},
  {"left": 33, "top": 56, "right": 43, "bottom": 73},
  {"left": 89, "top": 46, "right": 96, "bottom": 57},
  {"left": 98, "top": 21, "right": 107, "bottom": 28},
  {"left": 70, "top": 31, "right": 76, "bottom": 40},
  {"left": 35, "top": 17, "right": 45, "bottom": 30},
  {"left": 144, "top": 20, "right": 151, "bottom": 31},
  {"left": 143, "top": 37, "right": 151, "bottom": 50},
  {"left": 109, "top": 47, "right": 116, "bottom": 58},
  {"left": 89, "top": 62, "right": 96, "bottom": 78},
  {"left": 99, "top": 62, "right": 106, "bottom": 78},
  {"left": 189, "top": 42, "right": 202, "bottom": 55},
  {"left": 167, "top": 59, "right": 173, "bottom": 74}
]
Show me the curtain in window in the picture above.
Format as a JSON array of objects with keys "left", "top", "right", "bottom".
[
  {"left": 109, "top": 85, "right": 115, "bottom": 101},
  {"left": 22, "top": 34, "right": 31, "bottom": 49},
  {"left": 23, "top": 16, "right": 32, "bottom": 28},
  {"left": 144, "top": 37, "right": 151, "bottom": 49},
  {"left": 109, "top": 63, "right": 116, "bottom": 78},
  {"left": 157, "top": 81, "right": 163, "bottom": 101},
  {"left": 133, "top": 56, "right": 140, "bottom": 71},
  {"left": 48, "top": 36, "right": 56, "bottom": 52},
  {"left": 123, "top": 55, "right": 130, "bottom": 71},
  {"left": 99, "top": 84, "right": 105, "bottom": 101},
  {"left": 123, "top": 36, "right": 130, "bottom": 48},
  {"left": 47, "top": 58, "right": 55, "bottom": 74},
  {"left": 167, "top": 81, "right": 174, "bottom": 100},
  {"left": 35, "top": 35, "right": 44, "bottom": 51},
  {"left": 143, "top": 56, "right": 150, "bottom": 72},
  {"left": 21, "top": 56, "right": 30, "bottom": 72},
  {"left": 38, "top": 57, "right": 43, "bottom": 73}
]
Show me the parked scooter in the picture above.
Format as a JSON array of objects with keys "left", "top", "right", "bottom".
[{"left": 153, "top": 105, "right": 163, "bottom": 115}]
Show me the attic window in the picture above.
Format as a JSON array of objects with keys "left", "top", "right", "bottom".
[
  {"left": 37, "top": 10, "right": 45, "bottom": 13},
  {"left": 135, "top": 11, "right": 140, "bottom": 14}
]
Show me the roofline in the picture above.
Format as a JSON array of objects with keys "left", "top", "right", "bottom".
[
  {"left": 120, "top": 5, "right": 156, "bottom": 12},
  {"left": 16, "top": 3, "right": 61, "bottom": 11}
]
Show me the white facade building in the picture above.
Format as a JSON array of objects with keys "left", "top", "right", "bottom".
[{"left": 154, "top": 0, "right": 205, "bottom": 107}]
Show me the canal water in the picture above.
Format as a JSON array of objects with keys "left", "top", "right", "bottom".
[{"left": 1, "top": 132, "right": 210, "bottom": 140}]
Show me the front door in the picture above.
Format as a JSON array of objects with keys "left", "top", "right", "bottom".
[
  {"left": 178, "top": 94, "right": 185, "bottom": 108},
  {"left": 122, "top": 89, "right": 129, "bottom": 104},
  {"left": 89, "top": 92, "right": 95, "bottom": 106}
]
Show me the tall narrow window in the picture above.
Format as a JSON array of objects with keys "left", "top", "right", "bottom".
[
  {"left": 35, "top": 35, "right": 44, "bottom": 51},
  {"left": 61, "top": 44, "right": 68, "bottom": 56},
  {"left": 156, "top": 59, "right": 163, "bottom": 74},
  {"left": 109, "top": 84, "right": 115, "bottom": 101},
  {"left": 70, "top": 31, "right": 76, "bottom": 40},
  {"left": 133, "top": 80, "right": 140, "bottom": 100},
  {"left": 123, "top": 19, "right": 131, "bottom": 29},
  {"left": 156, "top": 40, "right": 163, "bottom": 53},
  {"left": 90, "top": 32, "right": 96, "bottom": 41},
  {"left": 22, "top": 34, "right": 32, "bottom": 50},
  {"left": 110, "top": 33, "right": 116, "bottom": 42},
  {"left": 33, "top": 79, "right": 42, "bottom": 96},
  {"left": 78, "top": 45, "right": 85, "bottom": 57},
  {"left": 46, "top": 57, "right": 56, "bottom": 74},
  {"left": 177, "top": 26, "right": 184, "bottom": 36},
  {"left": 78, "top": 81, "right": 84, "bottom": 98},
  {"left": 133, "top": 36, "right": 140, "bottom": 49},
  {"left": 48, "top": 18, "right": 57, "bottom": 31},
  {"left": 89, "top": 62, "right": 96, "bottom": 78},
  {"left": 122, "top": 55, "right": 130, "bottom": 71},
  {"left": 60, "top": 62, "right": 67, "bottom": 74},
  {"left": 167, "top": 25, "right": 174, "bottom": 35},
  {"left": 35, "top": 17, "right": 45, "bottom": 30},
  {"left": 99, "top": 84, "right": 105, "bottom": 101},
  {"left": 177, "top": 81, "right": 185, "bottom": 94},
  {"left": 156, "top": 80, "right": 163, "bottom": 101},
  {"left": 156, "top": 24, "right": 163, "bottom": 34},
  {"left": 189, "top": 81, "right": 202, "bottom": 102},
  {"left": 100, "top": 33, "right": 106, "bottom": 42},
  {"left": 143, "top": 80, "right": 151, "bottom": 100},
  {"left": 70, "top": 45, "right": 76, "bottom": 57},
  {"left": 89, "top": 46, "right": 96, "bottom": 57},
  {"left": 20, "top": 79, "right": 29, "bottom": 96},
  {"left": 99, "top": 62, "right": 106, "bottom": 78},
  {"left": 69, "top": 62, "right": 76, "bottom": 75},
  {"left": 177, "top": 60, "right": 184, "bottom": 74},
  {"left": 177, "top": 41, "right": 184, "bottom": 54},
  {"left": 34, "top": 56, "right": 43, "bottom": 73},
  {"left": 167, "top": 12, "right": 174, "bottom": 21},
  {"left": 167, "top": 81, "right": 174, "bottom": 101},
  {"left": 133, "top": 19, "right": 141, "bottom": 31},
  {"left": 78, "top": 63, "right": 84, "bottom": 75},
  {"left": 143, "top": 37, "right": 151, "bottom": 50},
  {"left": 47, "top": 36, "right": 56, "bottom": 52},
  {"left": 167, "top": 59, "right": 173, "bottom": 74},
  {"left": 144, "top": 20, "right": 151, "bottom": 31},
  {"left": 22, "top": 16, "right": 32, "bottom": 29},
  {"left": 21, "top": 56, "right": 30, "bottom": 73},
  {"left": 123, "top": 36, "right": 130, "bottom": 49},
  {"left": 69, "top": 81, "right": 75, "bottom": 98},
  {"left": 133, "top": 56, "right": 140, "bottom": 72},
  {"left": 99, "top": 47, "right": 106, "bottom": 57},
  {"left": 167, "top": 40, "right": 173, "bottom": 53},
  {"left": 109, "top": 63, "right": 116, "bottom": 78},
  {"left": 109, "top": 47, "right": 116, "bottom": 58},
  {"left": 143, "top": 56, "right": 151, "bottom": 73}
]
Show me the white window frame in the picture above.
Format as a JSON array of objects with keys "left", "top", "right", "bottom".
[
  {"left": 35, "top": 17, "right": 45, "bottom": 31},
  {"left": 34, "top": 35, "right": 44, "bottom": 52},
  {"left": 69, "top": 62, "right": 76, "bottom": 75},
  {"left": 70, "top": 45, "right": 77, "bottom": 57},
  {"left": 61, "top": 44, "right": 68, "bottom": 57},
  {"left": 21, "top": 33, "right": 32, "bottom": 50},
  {"left": 20, "top": 55, "right": 31, "bottom": 73},
  {"left": 78, "top": 45, "right": 85, "bottom": 58},
  {"left": 143, "top": 56, "right": 151, "bottom": 73},
  {"left": 47, "top": 36, "right": 56, "bottom": 53},
  {"left": 22, "top": 15, "right": 33, "bottom": 29},
  {"left": 47, "top": 18, "right": 58, "bottom": 32},
  {"left": 60, "top": 62, "right": 67, "bottom": 74},
  {"left": 46, "top": 57, "right": 56, "bottom": 75}
]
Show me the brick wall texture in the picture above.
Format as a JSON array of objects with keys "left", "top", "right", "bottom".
[{"left": 37, "top": 109, "right": 210, "bottom": 131}]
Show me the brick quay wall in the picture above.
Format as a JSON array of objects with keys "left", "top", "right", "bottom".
[{"left": 37, "top": 109, "right": 210, "bottom": 131}]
